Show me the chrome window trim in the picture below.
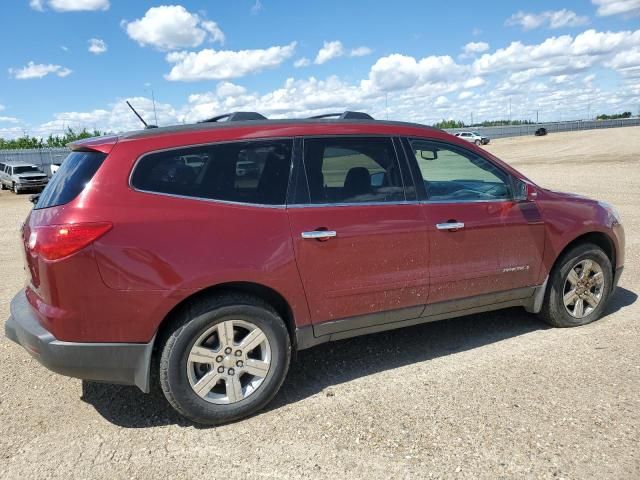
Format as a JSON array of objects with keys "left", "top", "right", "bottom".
[
  {"left": 287, "top": 200, "right": 417, "bottom": 209},
  {"left": 128, "top": 137, "right": 294, "bottom": 208},
  {"left": 286, "top": 198, "right": 514, "bottom": 208},
  {"left": 132, "top": 188, "right": 287, "bottom": 209}
]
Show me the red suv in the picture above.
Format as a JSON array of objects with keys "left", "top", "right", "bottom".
[{"left": 6, "top": 111, "right": 624, "bottom": 425}]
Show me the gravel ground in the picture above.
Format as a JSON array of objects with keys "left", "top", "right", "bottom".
[{"left": 1, "top": 127, "right": 639, "bottom": 479}]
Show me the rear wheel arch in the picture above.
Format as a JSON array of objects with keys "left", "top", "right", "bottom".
[{"left": 154, "top": 282, "right": 297, "bottom": 355}]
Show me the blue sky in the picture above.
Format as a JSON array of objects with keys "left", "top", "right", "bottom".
[{"left": 0, "top": 0, "right": 639, "bottom": 137}]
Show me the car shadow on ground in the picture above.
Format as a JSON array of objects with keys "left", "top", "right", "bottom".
[{"left": 81, "top": 286, "right": 637, "bottom": 429}]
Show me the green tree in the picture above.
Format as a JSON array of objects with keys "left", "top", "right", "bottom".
[{"left": 0, "top": 127, "right": 106, "bottom": 150}]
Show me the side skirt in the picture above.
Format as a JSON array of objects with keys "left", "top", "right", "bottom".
[{"left": 296, "top": 284, "right": 545, "bottom": 350}]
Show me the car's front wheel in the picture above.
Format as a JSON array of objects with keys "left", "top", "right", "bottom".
[
  {"left": 539, "top": 243, "right": 612, "bottom": 327},
  {"left": 12, "top": 183, "right": 19, "bottom": 194},
  {"left": 474, "top": 139, "right": 481, "bottom": 146},
  {"left": 159, "top": 293, "right": 291, "bottom": 425}
]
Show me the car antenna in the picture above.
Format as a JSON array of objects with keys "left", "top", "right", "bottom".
[{"left": 126, "top": 101, "right": 157, "bottom": 129}]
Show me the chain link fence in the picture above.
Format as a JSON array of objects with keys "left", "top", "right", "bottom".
[
  {"left": 445, "top": 117, "right": 640, "bottom": 139},
  {"left": 1, "top": 117, "right": 639, "bottom": 173},
  {"left": 0, "top": 148, "right": 68, "bottom": 176}
]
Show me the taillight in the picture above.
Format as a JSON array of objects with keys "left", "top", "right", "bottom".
[{"left": 29, "top": 222, "right": 112, "bottom": 261}]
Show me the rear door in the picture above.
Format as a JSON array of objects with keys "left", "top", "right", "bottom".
[
  {"left": 404, "top": 138, "right": 545, "bottom": 304},
  {"left": 287, "top": 136, "right": 429, "bottom": 336}
]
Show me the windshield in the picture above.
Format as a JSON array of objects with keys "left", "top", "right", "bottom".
[
  {"left": 471, "top": 132, "right": 482, "bottom": 136},
  {"left": 14, "top": 166, "right": 42, "bottom": 174}
]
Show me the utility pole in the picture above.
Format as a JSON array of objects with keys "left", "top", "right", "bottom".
[
  {"left": 536, "top": 109, "right": 539, "bottom": 124},
  {"left": 151, "top": 88, "right": 158, "bottom": 126},
  {"left": 145, "top": 84, "right": 159, "bottom": 126},
  {"left": 385, "top": 93, "right": 389, "bottom": 120}
]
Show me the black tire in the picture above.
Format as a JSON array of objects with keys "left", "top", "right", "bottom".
[
  {"left": 474, "top": 139, "right": 481, "bottom": 146},
  {"left": 158, "top": 293, "right": 291, "bottom": 425},
  {"left": 12, "top": 183, "right": 19, "bottom": 194},
  {"left": 0, "top": 182, "right": 5, "bottom": 190},
  {"left": 538, "top": 243, "right": 612, "bottom": 327}
]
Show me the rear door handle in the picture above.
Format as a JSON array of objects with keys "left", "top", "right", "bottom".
[
  {"left": 436, "top": 222, "right": 465, "bottom": 231},
  {"left": 301, "top": 230, "right": 337, "bottom": 240}
]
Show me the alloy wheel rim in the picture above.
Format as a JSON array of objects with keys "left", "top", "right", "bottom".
[
  {"left": 186, "top": 319, "right": 271, "bottom": 405},
  {"left": 563, "top": 259, "right": 605, "bottom": 319}
]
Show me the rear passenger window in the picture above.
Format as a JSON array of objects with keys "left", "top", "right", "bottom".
[
  {"left": 302, "top": 137, "right": 405, "bottom": 204},
  {"left": 131, "top": 140, "right": 293, "bottom": 205}
]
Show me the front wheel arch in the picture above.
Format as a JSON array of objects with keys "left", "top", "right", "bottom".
[{"left": 551, "top": 231, "right": 616, "bottom": 279}]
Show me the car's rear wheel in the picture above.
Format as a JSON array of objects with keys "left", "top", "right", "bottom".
[
  {"left": 539, "top": 243, "right": 612, "bottom": 327},
  {"left": 159, "top": 293, "right": 291, "bottom": 425}
]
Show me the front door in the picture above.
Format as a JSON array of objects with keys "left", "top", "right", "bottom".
[
  {"left": 288, "top": 136, "right": 429, "bottom": 335},
  {"left": 405, "top": 138, "right": 545, "bottom": 304}
]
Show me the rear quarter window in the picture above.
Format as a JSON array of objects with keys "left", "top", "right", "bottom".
[
  {"left": 130, "top": 139, "right": 293, "bottom": 205},
  {"left": 35, "top": 151, "right": 106, "bottom": 209}
]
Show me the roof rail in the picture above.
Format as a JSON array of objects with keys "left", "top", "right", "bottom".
[
  {"left": 308, "top": 111, "right": 374, "bottom": 120},
  {"left": 198, "top": 112, "right": 268, "bottom": 123}
]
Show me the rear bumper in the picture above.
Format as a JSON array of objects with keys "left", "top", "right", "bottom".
[{"left": 5, "top": 290, "right": 153, "bottom": 392}]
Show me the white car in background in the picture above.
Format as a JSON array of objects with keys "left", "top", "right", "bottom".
[{"left": 454, "top": 131, "right": 490, "bottom": 145}]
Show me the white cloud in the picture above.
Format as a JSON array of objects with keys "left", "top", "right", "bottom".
[
  {"left": 592, "top": 0, "right": 640, "bottom": 16},
  {"left": 165, "top": 42, "right": 297, "bottom": 81},
  {"left": 88, "top": 38, "right": 107, "bottom": 54},
  {"left": 294, "top": 57, "right": 310, "bottom": 68},
  {"left": 350, "top": 46, "right": 373, "bottom": 57},
  {"left": 201, "top": 21, "right": 225, "bottom": 44},
  {"left": 464, "top": 77, "right": 485, "bottom": 88},
  {"left": 315, "top": 41, "right": 345, "bottom": 64},
  {"left": 506, "top": 9, "right": 589, "bottom": 30},
  {"left": 473, "top": 29, "right": 640, "bottom": 80},
  {"left": 124, "top": 5, "right": 225, "bottom": 51},
  {"left": 0, "top": 116, "right": 20, "bottom": 124},
  {"left": 458, "top": 91, "right": 474, "bottom": 100},
  {"left": 31, "top": 0, "right": 109, "bottom": 11},
  {"left": 434, "top": 96, "right": 449, "bottom": 107},
  {"left": 9, "top": 61, "right": 72, "bottom": 79},
  {"left": 251, "top": 0, "right": 264, "bottom": 15},
  {"left": 366, "top": 54, "right": 467, "bottom": 92},
  {"left": 39, "top": 96, "right": 179, "bottom": 134},
  {"left": 463, "top": 42, "right": 490, "bottom": 55},
  {"left": 30, "top": 0, "right": 45, "bottom": 11}
]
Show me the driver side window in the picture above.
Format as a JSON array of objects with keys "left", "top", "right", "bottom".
[{"left": 409, "top": 139, "right": 511, "bottom": 202}]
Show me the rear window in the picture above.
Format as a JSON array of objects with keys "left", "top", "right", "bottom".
[
  {"left": 131, "top": 139, "right": 293, "bottom": 205},
  {"left": 35, "top": 151, "right": 106, "bottom": 209}
]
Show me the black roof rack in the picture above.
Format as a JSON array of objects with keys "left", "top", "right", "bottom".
[
  {"left": 198, "top": 111, "right": 268, "bottom": 123},
  {"left": 308, "top": 111, "right": 374, "bottom": 120}
]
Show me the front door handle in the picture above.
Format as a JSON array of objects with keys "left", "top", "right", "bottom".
[
  {"left": 301, "top": 230, "right": 337, "bottom": 240},
  {"left": 436, "top": 222, "right": 465, "bottom": 231}
]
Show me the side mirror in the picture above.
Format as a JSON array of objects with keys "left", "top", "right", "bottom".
[
  {"left": 513, "top": 180, "right": 538, "bottom": 202},
  {"left": 370, "top": 171, "right": 385, "bottom": 187},
  {"left": 419, "top": 149, "right": 438, "bottom": 160}
]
